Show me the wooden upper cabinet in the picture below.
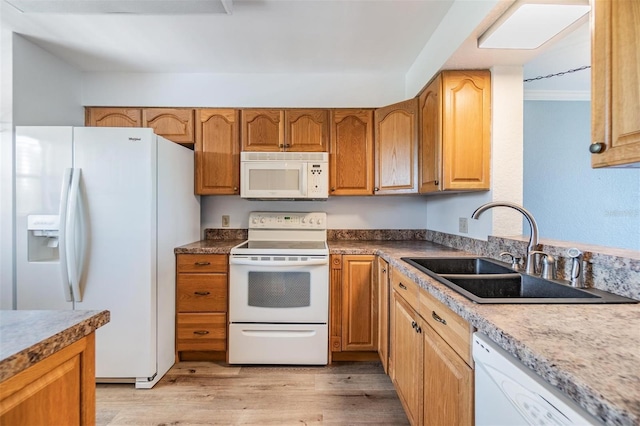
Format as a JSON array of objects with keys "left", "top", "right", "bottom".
[
  {"left": 195, "top": 109, "right": 240, "bottom": 195},
  {"left": 419, "top": 70, "right": 491, "bottom": 193},
  {"left": 330, "top": 109, "right": 374, "bottom": 195},
  {"left": 285, "top": 109, "right": 329, "bottom": 152},
  {"left": 143, "top": 108, "right": 195, "bottom": 146},
  {"left": 374, "top": 99, "right": 419, "bottom": 194},
  {"left": 591, "top": 0, "right": 640, "bottom": 167},
  {"left": 85, "top": 107, "right": 142, "bottom": 127},
  {"left": 241, "top": 109, "right": 328, "bottom": 152},
  {"left": 241, "top": 109, "right": 285, "bottom": 151}
]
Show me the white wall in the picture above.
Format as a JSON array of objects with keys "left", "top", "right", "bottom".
[
  {"left": 82, "top": 72, "right": 406, "bottom": 108},
  {"left": 524, "top": 100, "right": 640, "bottom": 250},
  {"left": 425, "top": 66, "right": 525, "bottom": 240},
  {"left": 0, "top": 34, "right": 83, "bottom": 309},
  {"left": 201, "top": 195, "right": 429, "bottom": 232}
]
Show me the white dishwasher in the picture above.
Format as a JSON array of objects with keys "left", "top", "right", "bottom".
[{"left": 473, "top": 333, "right": 602, "bottom": 425}]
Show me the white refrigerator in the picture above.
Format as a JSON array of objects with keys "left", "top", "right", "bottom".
[{"left": 15, "top": 126, "right": 201, "bottom": 388}]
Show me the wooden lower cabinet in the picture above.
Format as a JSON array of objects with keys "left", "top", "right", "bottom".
[
  {"left": 389, "top": 267, "right": 474, "bottom": 426},
  {"left": 330, "top": 254, "right": 377, "bottom": 356},
  {"left": 176, "top": 254, "right": 228, "bottom": 359},
  {"left": 377, "top": 257, "right": 390, "bottom": 373},
  {"left": 422, "top": 323, "right": 473, "bottom": 426},
  {"left": 391, "top": 293, "right": 423, "bottom": 426},
  {"left": 0, "top": 334, "right": 96, "bottom": 426}
]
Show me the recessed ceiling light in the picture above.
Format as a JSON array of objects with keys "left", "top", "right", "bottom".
[{"left": 478, "top": 2, "right": 590, "bottom": 49}]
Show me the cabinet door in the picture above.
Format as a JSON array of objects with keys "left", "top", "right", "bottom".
[
  {"left": 285, "top": 109, "right": 329, "bottom": 152},
  {"left": 391, "top": 293, "right": 422, "bottom": 426},
  {"left": 418, "top": 75, "right": 442, "bottom": 193},
  {"left": 195, "top": 109, "right": 240, "bottom": 195},
  {"left": 374, "top": 99, "right": 419, "bottom": 194},
  {"left": 85, "top": 107, "right": 142, "bottom": 127},
  {"left": 422, "top": 324, "right": 473, "bottom": 426},
  {"left": 143, "top": 108, "right": 195, "bottom": 145},
  {"left": 241, "top": 109, "right": 285, "bottom": 151},
  {"left": 377, "top": 257, "right": 390, "bottom": 373},
  {"left": 341, "top": 255, "right": 377, "bottom": 351},
  {"left": 591, "top": 0, "right": 640, "bottom": 167},
  {"left": 441, "top": 70, "right": 491, "bottom": 191},
  {"left": 330, "top": 109, "right": 374, "bottom": 195}
]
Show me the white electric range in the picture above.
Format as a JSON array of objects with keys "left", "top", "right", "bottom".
[{"left": 228, "top": 212, "right": 329, "bottom": 365}]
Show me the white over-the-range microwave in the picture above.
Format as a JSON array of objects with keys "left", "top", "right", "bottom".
[{"left": 240, "top": 151, "right": 329, "bottom": 200}]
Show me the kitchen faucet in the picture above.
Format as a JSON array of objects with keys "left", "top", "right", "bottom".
[{"left": 471, "top": 201, "right": 540, "bottom": 275}]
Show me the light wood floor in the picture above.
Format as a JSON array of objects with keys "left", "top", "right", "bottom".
[{"left": 96, "top": 361, "right": 409, "bottom": 425}]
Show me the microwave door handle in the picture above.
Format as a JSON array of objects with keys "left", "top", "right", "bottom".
[
  {"left": 230, "top": 258, "right": 328, "bottom": 267},
  {"left": 301, "top": 164, "right": 308, "bottom": 197}
]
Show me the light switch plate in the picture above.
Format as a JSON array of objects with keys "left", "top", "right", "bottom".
[{"left": 459, "top": 217, "right": 468, "bottom": 233}]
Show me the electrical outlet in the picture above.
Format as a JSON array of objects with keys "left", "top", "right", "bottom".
[
  {"left": 459, "top": 217, "right": 468, "bottom": 233},
  {"left": 222, "top": 215, "right": 230, "bottom": 227}
]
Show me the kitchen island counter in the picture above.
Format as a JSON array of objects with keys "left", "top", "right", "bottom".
[
  {"left": 0, "top": 309, "right": 110, "bottom": 381},
  {"left": 0, "top": 309, "right": 109, "bottom": 424},
  {"left": 177, "top": 238, "right": 640, "bottom": 425}
]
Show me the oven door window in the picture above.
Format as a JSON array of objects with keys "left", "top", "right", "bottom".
[{"left": 248, "top": 271, "right": 310, "bottom": 308}]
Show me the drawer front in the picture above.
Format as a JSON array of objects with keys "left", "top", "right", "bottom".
[
  {"left": 419, "top": 288, "right": 473, "bottom": 365},
  {"left": 177, "top": 254, "right": 227, "bottom": 273},
  {"left": 177, "top": 313, "right": 227, "bottom": 351},
  {"left": 177, "top": 274, "right": 227, "bottom": 312},
  {"left": 391, "top": 268, "right": 420, "bottom": 312}
]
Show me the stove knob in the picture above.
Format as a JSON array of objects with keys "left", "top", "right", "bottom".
[
  {"left": 309, "top": 218, "right": 315, "bottom": 225},
  {"left": 301, "top": 217, "right": 307, "bottom": 223},
  {"left": 252, "top": 218, "right": 258, "bottom": 224},
  {"left": 317, "top": 218, "right": 323, "bottom": 225},
  {"left": 260, "top": 218, "right": 266, "bottom": 224}
]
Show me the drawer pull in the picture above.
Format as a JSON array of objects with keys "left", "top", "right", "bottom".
[
  {"left": 193, "top": 330, "right": 210, "bottom": 335},
  {"left": 399, "top": 283, "right": 407, "bottom": 290},
  {"left": 416, "top": 325, "right": 422, "bottom": 334},
  {"left": 195, "top": 261, "right": 211, "bottom": 266},
  {"left": 411, "top": 321, "right": 417, "bottom": 329},
  {"left": 194, "top": 291, "right": 211, "bottom": 296},
  {"left": 432, "top": 311, "right": 447, "bottom": 325}
]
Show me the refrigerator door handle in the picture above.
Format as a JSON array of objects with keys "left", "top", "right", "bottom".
[
  {"left": 58, "top": 168, "right": 73, "bottom": 302},
  {"left": 66, "top": 168, "right": 84, "bottom": 302}
]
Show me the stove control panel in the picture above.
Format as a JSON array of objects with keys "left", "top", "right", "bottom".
[{"left": 249, "top": 212, "right": 327, "bottom": 229}]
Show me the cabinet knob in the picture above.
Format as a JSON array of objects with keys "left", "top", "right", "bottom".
[
  {"left": 233, "top": 186, "right": 238, "bottom": 192},
  {"left": 434, "top": 181, "right": 439, "bottom": 186},
  {"left": 589, "top": 142, "right": 605, "bottom": 154},
  {"left": 279, "top": 144, "right": 284, "bottom": 148},
  {"left": 331, "top": 187, "right": 336, "bottom": 192},
  {"left": 374, "top": 187, "right": 379, "bottom": 192}
]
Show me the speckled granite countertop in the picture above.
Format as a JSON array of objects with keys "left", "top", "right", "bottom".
[
  {"left": 177, "top": 239, "right": 640, "bottom": 425},
  {"left": 174, "top": 239, "right": 245, "bottom": 254},
  {"left": 0, "top": 310, "right": 110, "bottom": 382}
]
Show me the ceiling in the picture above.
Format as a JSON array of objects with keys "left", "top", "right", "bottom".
[{"left": 1, "top": 0, "right": 590, "bottom": 92}]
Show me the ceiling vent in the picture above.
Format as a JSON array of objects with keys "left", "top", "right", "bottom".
[{"left": 4, "top": 0, "right": 233, "bottom": 14}]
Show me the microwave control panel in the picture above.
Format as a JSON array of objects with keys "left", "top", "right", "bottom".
[{"left": 307, "top": 162, "right": 328, "bottom": 198}]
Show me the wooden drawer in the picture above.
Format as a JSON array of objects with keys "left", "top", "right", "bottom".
[
  {"left": 177, "top": 254, "right": 227, "bottom": 273},
  {"left": 177, "top": 274, "right": 227, "bottom": 312},
  {"left": 391, "top": 267, "right": 420, "bottom": 312},
  {"left": 419, "top": 288, "right": 473, "bottom": 366},
  {"left": 177, "top": 313, "right": 226, "bottom": 351}
]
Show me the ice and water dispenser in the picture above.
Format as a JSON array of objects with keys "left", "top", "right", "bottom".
[{"left": 27, "top": 214, "right": 60, "bottom": 262}]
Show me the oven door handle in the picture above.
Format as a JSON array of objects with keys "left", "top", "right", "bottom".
[{"left": 229, "top": 258, "right": 328, "bottom": 267}]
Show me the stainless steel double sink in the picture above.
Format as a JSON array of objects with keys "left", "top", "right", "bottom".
[{"left": 401, "top": 257, "right": 637, "bottom": 304}]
